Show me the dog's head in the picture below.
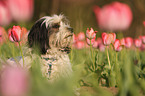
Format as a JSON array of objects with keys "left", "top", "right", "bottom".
[{"left": 28, "top": 15, "right": 73, "bottom": 54}]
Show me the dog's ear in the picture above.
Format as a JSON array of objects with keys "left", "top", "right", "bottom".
[{"left": 28, "top": 18, "right": 50, "bottom": 54}]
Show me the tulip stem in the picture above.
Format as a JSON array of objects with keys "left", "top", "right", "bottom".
[
  {"left": 90, "top": 39, "right": 95, "bottom": 71},
  {"left": 18, "top": 42, "right": 24, "bottom": 67},
  {"left": 106, "top": 46, "right": 111, "bottom": 69}
]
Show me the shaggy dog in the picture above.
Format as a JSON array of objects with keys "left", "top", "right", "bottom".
[{"left": 6, "top": 15, "right": 73, "bottom": 81}]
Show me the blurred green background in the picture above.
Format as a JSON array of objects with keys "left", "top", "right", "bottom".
[{"left": 32, "top": 0, "right": 145, "bottom": 38}]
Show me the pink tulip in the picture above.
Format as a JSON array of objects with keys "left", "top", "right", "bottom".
[
  {"left": 8, "top": 26, "right": 22, "bottom": 42},
  {"left": 86, "top": 28, "right": 97, "bottom": 39},
  {"left": 99, "top": 44, "right": 105, "bottom": 52},
  {"left": 102, "top": 32, "right": 116, "bottom": 45},
  {"left": 113, "top": 39, "right": 122, "bottom": 51},
  {"left": 86, "top": 37, "right": 96, "bottom": 45},
  {"left": 0, "top": 66, "right": 29, "bottom": 96},
  {"left": 77, "top": 32, "right": 85, "bottom": 41},
  {"left": 7, "top": 0, "right": 34, "bottom": 22},
  {"left": 139, "top": 35, "right": 145, "bottom": 44},
  {"left": 75, "top": 41, "right": 85, "bottom": 49},
  {"left": 120, "top": 38, "right": 126, "bottom": 46},
  {"left": 94, "top": 2, "right": 133, "bottom": 31},
  {"left": 125, "top": 37, "right": 133, "bottom": 48},
  {"left": 92, "top": 40, "right": 99, "bottom": 48},
  {"left": 134, "top": 39, "right": 142, "bottom": 48},
  {"left": 0, "top": 1, "right": 11, "bottom": 25}
]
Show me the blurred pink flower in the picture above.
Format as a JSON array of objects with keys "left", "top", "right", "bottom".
[
  {"left": 8, "top": 26, "right": 22, "bottom": 42},
  {"left": 102, "top": 32, "right": 116, "bottom": 45},
  {"left": 94, "top": 2, "right": 133, "bottom": 31},
  {"left": 0, "top": 27, "right": 8, "bottom": 44},
  {"left": 120, "top": 38, "right": 126, "bottom": 46},
  {"left": 77, "top": 32, "right": 85, "bottom": 41},
  {"left": 113, "top": 39, "right": 122, "bottom": 51},
  {"left": 0, "top": 1, "right": 11, "bottom": 25},
  {"left": 86, "top": 28, "right": 97, "bottom": 39},
  {"left": 143, "top": 21, "right": 145, "bottom": 27},
  {"left": 134, "top": 39, "right": 142, "bottom": 48},
  {"left": 74, "top": 41, "right": 85, "bottom": 49},
  {"left": 125, "top": 37, "right": 133, "bottom": 48},
  {"left": 7, "top": 0, "right": 34, "bottom": 22},
  {"left": 99, "top": 44, "right": 105, "bottom": 52},
  {"left": 0, "top": 66, "right": 29, "bottom": 96},
  {"left": 86, "top": 37, "right": 96, "bottom": 45},
  {"left": 96, "top": 37, "right": 103, "bottom": 46},
  {"left": 139, "top": 35, "right": 145, "bottom": 44},
  {"left": 92, "top": 40, "right": 99, "bottom": 48}
]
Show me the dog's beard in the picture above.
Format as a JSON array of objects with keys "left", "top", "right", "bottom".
[{"left": 49, "top": 23, "right": 73, "bottom": 53}]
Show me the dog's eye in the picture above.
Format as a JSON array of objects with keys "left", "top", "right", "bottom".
[{"left": 52, "top": 24, "right": 60, "bottom": 28}]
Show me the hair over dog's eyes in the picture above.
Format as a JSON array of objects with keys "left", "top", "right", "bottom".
[{"left": 52, "top": 23, "right": 60, "bottom": 28}]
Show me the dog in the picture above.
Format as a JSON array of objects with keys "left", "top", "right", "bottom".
[{"left": 6, "top": 14, "right": 73, "bottom": 82}]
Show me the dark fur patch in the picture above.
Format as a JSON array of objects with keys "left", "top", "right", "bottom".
[{"left": 28, "top": 19, "right": 50, "bottom": 54}]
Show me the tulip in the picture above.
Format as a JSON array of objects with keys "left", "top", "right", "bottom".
[
  {"left": 139, "top": 35, "right": 145, "bottom": 44},
  {"left": 9, "top": 26, "right": 22, "bottom": 42},
  {"left": 77, "top": 32, "right": 85, "bottom": 41},
  {"left": 75, "top": 41, "right": 85, "bottom": 49},
  {"left": 0, "top": 66, "right": 29, "bottom": 96},
  {"left": 99, "top": 44, "right": 106, "bottom": 52},
  {"left": 7, "top": 0, "right": 34, "bottom": 22},
  {"left": 102, "top": 32, "right": 116, "bottom": 45},
  {"left": 113, "top": 39, "right": 122, "bottom": 51},
  {"left": 94, "top": 2, "right": 133, "bottom": 31},
  {"left": 0, "top": 1, "right": 11, "bottom": 25},
  {"left": 86, "top": 28, "right": 97, "bottom": 39},
  {"left": 134, "top": 39, "right": 142, "bottom": 48},
  {"left": 86, "top": 37, "right": 96, "bottom": 45},
  {"left": 125, "top": 37, "right": 133, "bottom": 48},
  {"left": 92, "top": 40, "right": 99, "bottom": 48},
  {"left": 120, "top": 38, "right": 126, "bottom": 46}
]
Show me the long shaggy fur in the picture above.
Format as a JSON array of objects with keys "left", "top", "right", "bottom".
[{"left": 6, "top": 14, "right": 73, "bottom": 81}]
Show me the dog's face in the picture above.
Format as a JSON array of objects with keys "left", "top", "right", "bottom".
[{"left": 28, "top": 15, "right": 73, "bottom": 54}]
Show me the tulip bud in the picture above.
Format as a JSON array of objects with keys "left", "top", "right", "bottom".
[
  {"left": 86, "top": 37, "right": 96, "bottom": 45},
  {"left": 102, "top": 32, "right": 116, "bottom": 45},
  {"left": 113, "top": 39, "right": 122, "bottom": 51},
  {"left": 9, "top": 26, "right": 22, "bottom": 42},
  {"left": 86, "top": 28, "right": 97, "bottom": 39},
  {"left": 125, "top": 37, "right": 133, "bottom": 48},
  {"left": 134, "top": 39, "right": 142, "bottom": 48}
]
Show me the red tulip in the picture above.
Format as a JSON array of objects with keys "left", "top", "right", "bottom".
[
  {"left": 113, "top": 39, "right": 122, "bottom": 51},
  {"left": 102, "top": 32, "right": 116, "bottom": 45},
  {"left": 7, "top": 0, "right": 34, "bottom": 22},
  {"left": 9, "top": 26, "right": 22, "bottom": 42},
  {"left": 134, "top": 39, "right": 142, "bottom": 48},
  {"left": 0, "top": 1, "right": 11, "bottom": 25},
  {"left": 125, "top": 37, "right": 133, "bottom": 48},
  {"left": 0, "top": 66, "right": 29, "bottom": 96},
  {"left": 94, "top": 2, "right": 133, "bottom": 31},
  {"left": 86, "top": 28, "right": 97, "bottom": 39},
  {"left": 77, "top": 32, "right": 85, "bottom": 41}
]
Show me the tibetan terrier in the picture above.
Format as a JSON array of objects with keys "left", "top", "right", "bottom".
[{"left": 6, "top": 15, "right": 73, "bottom": 81}]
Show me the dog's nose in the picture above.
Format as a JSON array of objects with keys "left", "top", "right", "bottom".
[{"left": 68, "top": 28, "right": 73, "bottom": 33}]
